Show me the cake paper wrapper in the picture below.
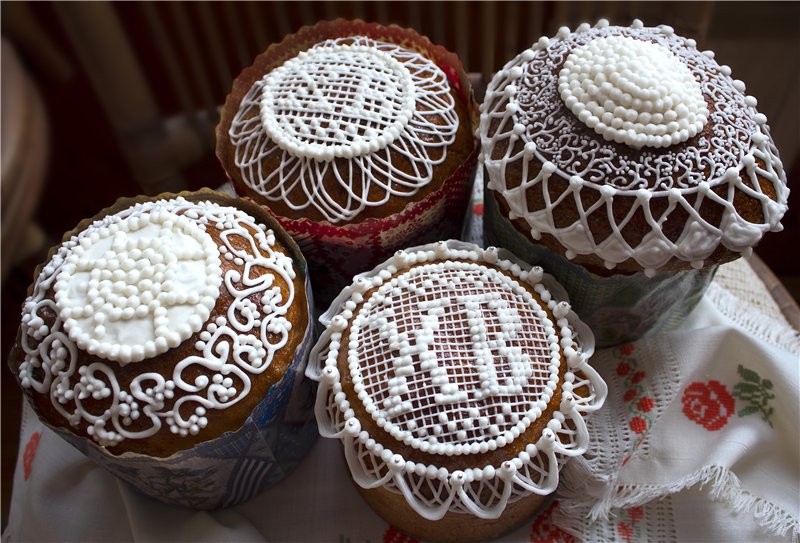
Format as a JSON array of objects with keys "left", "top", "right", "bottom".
[
  {"left": 484, "top": 186, "right": 717, "bottom": 348},
  {"left": 10, "top": 189, "right": 318, "bottom": 510},
  {"left": 26, "top": 273, "right": 317, "bottom": 510},
  {"left": 216, "top": 19, "right": 480, "bottom": 309}
]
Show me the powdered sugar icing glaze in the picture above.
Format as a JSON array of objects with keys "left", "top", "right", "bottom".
[
  {"left": 308, "top": 241, "right": 606, "bottom": 520},
  {"left": 229, "top": 36, "right": 459, "bottom": 224},
  {"left": 480, "top": 20, "right": 789, "bottom": 275},
  {"left": 18, "top": 197, "right": 299, "bottom": 448}
]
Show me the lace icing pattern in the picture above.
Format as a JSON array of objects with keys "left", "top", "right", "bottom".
[
  {"left": 307, "top": 241, "right": 606, "bottom": 520},
  {"left": 18, "top": 198, "right": 299, "bottom": 448},
  {"left": 229, "top": 36, "right": 459, "bottom": 224},
  {"left": 480, "top": 20, "right": 789, "bottom": 274}
]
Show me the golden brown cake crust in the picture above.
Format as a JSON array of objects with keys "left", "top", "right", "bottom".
[
  {"left": 216, "top": 20, "right": 476, "bottom": 226},
  {"left": 9, "top": 190, "right": 309, "bottom": 458}
]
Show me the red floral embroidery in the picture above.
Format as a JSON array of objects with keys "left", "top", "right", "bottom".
[
  {"left": 623, "top": 389, "right": 637, "bottom": 402},
  {"left": 629, "top": 416, "right": 647, "bottom": 434},
  {"left": 23, "top": 432, "right": 41, "bottom": 481},
  {"left": 617, "top": 506, "right": 645, "bottom": 542},
  {"left": 384, "top": 526, "right": 418, "bottom": 543},
  {"left": 617, "top": 345, "right": 654, "bottom": 459},
  {"left": 530, "top": 501, "right": 575, "bottom": 543},
  {"left": 617, "top": 522, "right": 634, "bottom": 543},
  {"left": 636, "top": 397, "right": 654, "bottom": 412},
  {"left": 682, "top": 381, "right": 735, "bottom": 431},
  {"left": 473, "top": 202, "right": 484, "bottom": 216}
]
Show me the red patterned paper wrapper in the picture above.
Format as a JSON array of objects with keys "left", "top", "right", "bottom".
[{"left": 216, "top": 19, "right": 480, "bottom": 308}]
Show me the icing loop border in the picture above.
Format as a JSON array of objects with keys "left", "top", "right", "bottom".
[
  {"left": 479, "top": 20, "right": 789, "bottom": 275},
  {"left": 18, "top": 197, "right": 301, "bottom": 449},
  {"left": 307, "top": 240, "right": 607, "bottom": 520}
]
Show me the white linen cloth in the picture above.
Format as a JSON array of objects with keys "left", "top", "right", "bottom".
[{"left": 4, "top": 180, "right": 799, "bottom": 542}]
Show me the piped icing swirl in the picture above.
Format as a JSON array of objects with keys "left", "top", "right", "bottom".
[
  {"left": 18, "top": 197, "right": 301, "bottom": 449},
  {"left": 308, "top": 241, "right": 606, "bottom": 520},
  {"left": 479, "top": 20, "right": 789, "bottom": 275},
  {"left": 229, "top": 36, "right": 460, "bottom": 224}
]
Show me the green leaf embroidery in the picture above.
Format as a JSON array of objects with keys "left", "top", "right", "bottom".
[
  {"left": 732, "top": 365, "right": 775, "bottom": 428},
  {"left": 737, "top": 365, "right": 761, "bottom": 383},
  {"left": 738, "top": 405, "right": 759, "bottom": 417}
]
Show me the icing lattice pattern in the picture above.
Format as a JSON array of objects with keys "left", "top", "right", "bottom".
[
  {"left": 351, "top": 262, "right": 556, "bottom": 455},
  {"left": 308, "top": 241, "right": 606, "bottom": 520},
  {"left": 18, "top": 198, "right": 300, "bottom": 448},
  {"left": 229, "top": 36, "right": 459, "bottom": 224},
  {"left": 480, "top": 20, "right": 789, "bottom": 274}
]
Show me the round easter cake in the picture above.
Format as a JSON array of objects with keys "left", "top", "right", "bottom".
[
  {"left": 10, "top": 191, "right": 310, "bottom": 460},
  {"left": 308, "top": 241, "right": 606, "bottom": 543},
  {"left": 219, "top": 29, "right": 475, "bottom": 226},
  {"left": 480, "top": 19, "right": 789, "bottom": 277}
]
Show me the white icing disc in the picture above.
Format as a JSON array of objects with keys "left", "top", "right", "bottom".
[
  {"left": 260, "top": 44, "right": 416, "bottom": 161},
  {"left": 559, "top": 35, "right": 708, "bottom": 148},
  {"left": 53, "top": 210, "right": 222, "bottom": 364},
  {"left": 348, "top": 261, "right": 558, "bottom": 456}
]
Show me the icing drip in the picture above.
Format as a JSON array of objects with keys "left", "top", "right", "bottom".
[
  {"left": 229, "top": 36, "right": 460, "bottom": 224},
  {"left": 53, "top": 211, "right": 221, "bottom": 364},
  {"left": 308, "top": 241, "right": 607, "bottom": 520},
  {"left": 18, "top": 197, "right": 299, "bottom": 447},
  {"left": 480, "top": 20, "right": 789, "bottom": 274},
  {"left": 559, "top": 35, "right": 708, "bottom": 148}
]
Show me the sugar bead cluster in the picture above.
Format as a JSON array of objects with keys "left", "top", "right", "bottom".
[
  {"left": 480, "top": 20, "right": 788, "bottom": 274},
  {"left": 229, "top": 36, "right": 459, "bottom": 224},
  {"left": 53, "top": 210, "right": 221, "bottom": 364},
  {"left": 18, "top": 197, "right": 299, "bottom": 447},
  {"left": 309, "top": 241, "right": 606, "bottom": 520},
  {"left": 559, "top": 35, "right": 708, "bottom": 148}
]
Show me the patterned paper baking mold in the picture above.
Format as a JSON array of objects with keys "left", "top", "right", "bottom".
[
  {"left": 10, "top": 190, "right": 318, "bottom": 509},
  {"left": 484, "top": 187, "right": 717, "bottom": 348},
  {"left": 307, "top": 240, "right": 607, "bottom": 520},
  {"left": 480, "top": 19, "right": 788, "bottom": 275},
  {"left": 217, "top": 19, "right": 479, "bottom": 308}
]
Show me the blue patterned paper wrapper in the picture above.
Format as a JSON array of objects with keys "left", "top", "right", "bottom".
[
  {"left": 484, "top": 185, "right": 717, "bottom": 348},
  {"left": 40, "top": 275, "right": 318, "bottom": 510}
]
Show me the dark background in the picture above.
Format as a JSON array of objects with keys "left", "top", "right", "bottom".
[{"left": 2, "top": 1, "right": 798, "bottom": 528}]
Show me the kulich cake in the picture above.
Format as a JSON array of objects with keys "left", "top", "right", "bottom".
[
  {"left": 9, "top": 190, "right": 317, "bottom": 508},
  {"left": 217, "top": 20, "right": 478, "bottom": 306},
  {"left": 308, "top": 241, "right": 606, "bottom": 543},
  {"left": 480, "top": 19, "right": 789, "bottom": 345}
]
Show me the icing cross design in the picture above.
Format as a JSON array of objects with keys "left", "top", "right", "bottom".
[
  {"left": 229, "top": 36, "right": 459, "bottom": 224},
  {"left": 53, "top": 211, "right": 222, "bottom": 364}
]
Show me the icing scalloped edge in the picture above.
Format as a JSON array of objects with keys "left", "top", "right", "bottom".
[
  {"left": 479, "top": 19, "right": 790, "bottom": 276},
  {"left": 307, "top": 240, "right": 607, "bottom": 520}
]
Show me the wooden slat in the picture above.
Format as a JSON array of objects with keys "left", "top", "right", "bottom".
[
  {"left": 222, "top": 3, "right": 251, "bottom": 70},
  {"left": 197, "top": 2, "right": 233, "bottom": 95},
  {"left": 167, "top": 2, "right": 216, "bottom": 113}
]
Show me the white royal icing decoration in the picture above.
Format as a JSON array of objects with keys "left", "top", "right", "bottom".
[
  {"left": 480, "top": 21, "right": 789, "bottom": 275},
  {"left": 308, "top": 241, "right": 607, "bottom": 520},
  {"left": 260, "top": 45, "right": 416, "bottom": 161},
  {"left": 229, "top": 36, "right": 460, "bottom": 223},
  {"left": 53, "top": 211, "right": 221, "bottom": 364},
  {"left": 558, "top": 35, "right": 708, "bottom": 148},
  {"left": 18, "top": 197, "right": 299, "bottom": 448}
]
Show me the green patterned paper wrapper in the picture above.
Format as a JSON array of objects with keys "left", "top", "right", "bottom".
[{"left": 484, "top": 185, "right": 717, "bottom": 348}]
